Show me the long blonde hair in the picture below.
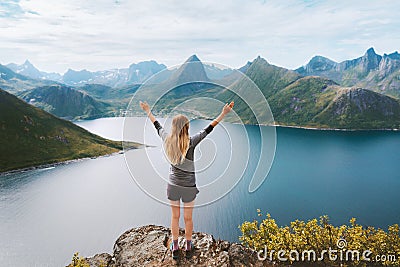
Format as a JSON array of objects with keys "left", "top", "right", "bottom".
[{"left": 164, "top": 114, "right": 190, "bottom": 165}]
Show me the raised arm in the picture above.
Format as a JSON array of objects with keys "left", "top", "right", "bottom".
[
  {"left": 210, "top": 101, "right": 234, "bottom": 127},
  {"left": 140, "top": 101, "right": 167, "bottom": 140},
  {"left": 191, "top": 101, "right": 234, "bottom": 147},
  {"left": 139, "top": 101, "right": 156, "bottom": 123}
]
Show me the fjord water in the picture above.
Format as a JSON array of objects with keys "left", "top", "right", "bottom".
[{"left": 1, "top": 117, "right": 399, "bottom": 266}]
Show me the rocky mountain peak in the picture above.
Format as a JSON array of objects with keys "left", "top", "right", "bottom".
[
  {"left": 365, "top": 47, "right": 377, "bottom": 56},
  {"left": 249, "top": 56, "right": 270, "bottom": 69},
  {"left": 386, "top": 51, "right": 400, "bottom": 60},
  {"left": 23, "top": 59, "right": 33, "bottom": 66},
  {"left": 306, "top": 55, "right": 337, "bottom": 71},
  {"left": 295, "top": 55, "right": 337, "bottom": 76},
  {"left": 128, "top": 60, "right": 167, "bottom": 83},
  {"left": 238, "top": 61, "right": 252, "bottom": 73},
  {"left": 169, "top": 55, "right": 209, "bottom": 84},
  {"left": 361, "top": 47, "right": 382, "bottom": 71},
  {"left": 63, "top": 69, "right": 94, "bottom": 84},
  {"left": 185, "top": 54, "right": 201, "bottom": 63},
  {"left": 5, "top": 59, "right": 42, "bottom": 79}
]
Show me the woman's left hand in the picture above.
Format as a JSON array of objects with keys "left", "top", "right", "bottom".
[{"left": 140, "top": 101, "right": 150, "bottom": 113}]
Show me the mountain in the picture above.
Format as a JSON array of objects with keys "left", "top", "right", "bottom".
[
  {"left": 18, "top": 85, "right": 112, "bottom": 120},
  {"left": 4, "top": 51, "right": 400, "bottom": 130},
  {"left": 337, "top": 47, "right": 383, "bottom": 86},
  {"left": 6, "top": 60, "right": 42, "bottom": 79},
  {"left": 168, "top": 55, "right": 210, "bottom": 85},
  {"left": 194, "top": 56, "right": 400, "bottom": 129},
  {"left": 0, "top": 65, "right": 132, "bottom": 119},
  {"left": 27, "top": 56, "right": 232, "bottom": 118},
  {"left": 62, "top": 68, "right": 130, "bottom": 88},
  {"left": 238, "top": 61, "right": 252, "bottom": 73},
  {"left": 78, "top": 83, "right": 141, "bottom": 114},
  {"left": 209, "top": 56, "right": 302, "bottom": 124},
  {"left": 124, "top": 54, "right": 400, "bottom": 129},
  {"left": 127, "top": 60, "right": 167, "bottom": 83},
  {"left": 6, "top": 59, "right": 233, "bottom": 86},
  {"left": 0, "top": 88, "right": 134, "bottom": 172},
  {"left": 5, "top": 60, "right": 167, "bottom": 88},
  {"left": 268, "top": 76, "right": 340, "bottom": 126},
  {"left": 244, "top": 56, "right": 301, "bottom": 99},
  {"left": 63, "top": 69, "right": 94, "bottom": 84},
  {"left": 0, "top": 63, "right": 29, "bottom": 81},
  {"left": 355, "top": 52, "right": 400, "bottom": 98},
  {"left": 60, "top": 60, "right": 167, "bottom": 87},
  {"left": 314, "top": 88, "right": 400, "bottom": 129},
  {"left": 6, "top": 60, "right": 63, "bottom": 81},
  {"left": 127, "top": 55, "right": 221, "bottom": 117},
  {"left": 297, "top": 48, "right": 382, "bottom": 81},
  {"left": 78, "top": 84, "right": 112, "bottom": 99},
  {"left": 296, "top": 55, "right": 339, "bottom": 80},
  {"left": 297, "top": 47, "right": 400, "bottom": 98},
  {"left": 62, "top": 60, "right": 232, "bottom": 87},
  {"left": 156, "top": 55, "right": 213, "bottom": 99},
  {"left": 243, "top": 56, "right": 400, "bottom": 129},
  {"left": 0, "top": 64, "right": 59, "bottom": 94},
  {"left": 203, "top": 63, "right": 233, "bottom": 79},
  {"left": 268, "top": 76, "right": 400, "bottom": 129}
]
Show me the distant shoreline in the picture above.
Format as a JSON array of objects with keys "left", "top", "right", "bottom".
[
  {"left": 0, "top": 150, "right": 125, "bottom": 176},
  {"left": 0, "top": 142, "right": 147, "bottom": 176},
  {"left": 271, "top": 123, "right": 400, "bottom": 132},
  {"left": 214, "top": 120, "right": 400, "bottom": 132},
  {"left": 131, "top": 115, "right": 400, "bottom": 132}
]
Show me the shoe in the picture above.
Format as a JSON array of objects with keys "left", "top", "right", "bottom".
[
  {"left": 185, "top": 242, "right": 194, "bottom": 259},
  {"left": 170, "top": 241, "right": 179, "bottom": 260}
]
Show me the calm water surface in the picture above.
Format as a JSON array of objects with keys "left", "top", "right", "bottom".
[{"left": 0, "top": 117, "right": 399, "bottom": 266}]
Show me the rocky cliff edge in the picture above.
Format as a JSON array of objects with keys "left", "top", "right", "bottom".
[{"left": 79, "top": 225, "right": 271, "bottom": 267}]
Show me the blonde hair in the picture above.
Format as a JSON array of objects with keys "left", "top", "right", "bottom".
[{"left": 164, "top": 114, "right": 190, "bottom": 165}]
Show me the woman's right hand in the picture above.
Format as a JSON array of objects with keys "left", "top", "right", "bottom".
[
  {"left": 222, "top": 101, "right": 234, "bottom": 115},
  {"left": 210, "top": 101, "right": 234, "bottom": 127}
]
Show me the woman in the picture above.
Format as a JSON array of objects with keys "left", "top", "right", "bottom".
[{"left": 140, "top": 100, "right": 234, "bottom": 259}]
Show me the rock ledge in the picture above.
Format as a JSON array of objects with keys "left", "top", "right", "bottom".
[{"left": 83, "top": 225, "right": 268, "bottom": 267}]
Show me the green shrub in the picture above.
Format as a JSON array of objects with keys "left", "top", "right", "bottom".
[
  {"left": 239, "top": 211, "right": 400, "bottom": 266},
  {"left": 67, "top": 252, "right": 90, "bottom": 267}
]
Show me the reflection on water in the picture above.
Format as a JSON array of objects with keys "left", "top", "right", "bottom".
[{"left": 0, "top": 117, "right": 399, "bottom": 266}]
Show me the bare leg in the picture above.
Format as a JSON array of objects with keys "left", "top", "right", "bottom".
[
  {"left": 170, "top": 200, "right": 180, "bottom": 242},
  {"left": 183, "top": 200, "right": 195, "bottom": 242}
]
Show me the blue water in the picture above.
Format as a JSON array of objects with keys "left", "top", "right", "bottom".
[{"left": 0, "top": 117, "right": 399, "bottom": 266}]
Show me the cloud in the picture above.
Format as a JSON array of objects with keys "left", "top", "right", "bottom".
[
  {"left": 0, "top": 0, "right": 25, "bottom": 18},
  {"left": 0, "top": 0, "right": 399, "bottom": 73}
]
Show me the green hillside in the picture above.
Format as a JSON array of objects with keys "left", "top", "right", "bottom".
[
  {"left": 244, "top": 56, "right": 300, "bottom": 98},
  {"left": 268, "top": 76, "right": 339, "bottom": 126},
  {"left": 314, "top": 88, "right": 400, "bottom": 129},
  {"left": 268, "top": 76, "right": 400, "bottom": 129},
  {"left": 0, "top": 88, "right": 139, "bottom": 172},
  {"left": 79, "top": 83, "right": 141, "bottom": 113},
  {"left": 18, "top": 85, "right": 113, "bottom": 120},
  {"left": 228, "top": 57, "right": 400, "bottom": 129}
]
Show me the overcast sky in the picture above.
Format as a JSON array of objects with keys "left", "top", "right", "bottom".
[{"left": 0, "top": 0, "right": 399, "bottom": 73}]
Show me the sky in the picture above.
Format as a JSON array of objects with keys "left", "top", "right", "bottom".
[{"left": 0, "top": 0, "right": 399, "bottom": 74}]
